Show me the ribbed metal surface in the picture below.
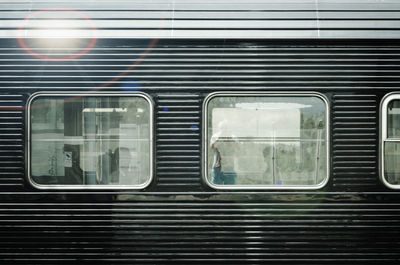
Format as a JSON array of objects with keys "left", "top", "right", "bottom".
[
  {"left": 0, "top": 200, "right": 399, "bottom": 264},
  {"left": 0, "top": 94, "right": 24, "bottom": 189},
  {"left": 1, "top": 39, "right": 400, "bottom": 190},
  {"left": 155, "top": 93, "right": 202, "bottom": 189},
  {"left": 1, "top": 39, "right": 400, "bottom": 90},
  {"left": 0, "top": 38, "right": 400, "bottom": 264},
  {"left": 1, "top": 0, "right": 400, "bottom": 38},
  {"left": 332, "top": 94, "right": 379, "bottom": 190}
]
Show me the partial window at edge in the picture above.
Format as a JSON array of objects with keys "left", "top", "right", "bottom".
[
  {"left": 204, "top": 93, "right": 329, "bottom": 189},
  {"left": 382, "top": 94, "right": 400, "bottom": 188},
  {"left": 29, "top": 94, "right": 152, "bottom": 188}
]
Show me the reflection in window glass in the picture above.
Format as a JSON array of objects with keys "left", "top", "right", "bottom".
[
  {"left": 387, "top": 100, "right": 400, "bottom": 138},
  {"left": 206, "top": 95, "right": 328, "bottom": 188},
  {"left": 383, "top": 98, "right": 400, "bottom": 186},
  {"left": 30, "top": 95, "right": 151, "bottom": 187},
  {"left": 384, "top": 142, "right": 400, "bottom": 185}
]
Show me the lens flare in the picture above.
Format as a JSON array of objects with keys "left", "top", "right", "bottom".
[{"left": 17, "top": 9, "right": 97, "bottom": 61}]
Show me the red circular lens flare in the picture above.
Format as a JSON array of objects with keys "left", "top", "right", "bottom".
[{"left": 17, "top": 9, "right": 98, "bottom": 61}]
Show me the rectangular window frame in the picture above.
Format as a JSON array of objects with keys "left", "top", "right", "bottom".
[
  {"left": 27, "top": 92, "right": 154, "bottom": 190},
  {"left": 380, "top": 92, "right": 400, "bottom": 189},
  {"left": 203, "top": 91, "right": 330, "bottom": 190}
]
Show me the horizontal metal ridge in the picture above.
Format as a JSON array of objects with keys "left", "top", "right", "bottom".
[
  {"left": 5, "top": 20, "right": 400, "bottom": 29},
  {"left": 333, "top": 117, "right": 376, "bottom": 122},
  {"left": 3, "top": 76, "right": 400, "bottom": 81},
  {"left": 334, "top": 156, "right": 376, "bottom": 160},
  {"left": 3, "top": 50, "right": 400, "bottom": 55},
  {"left": 4, "top": 69, "right": 400, "bottom": 74},
  {"left": 1, "top": 63, "right": 400, "bottom": 68},
  {"left": 2, "top": 46, "right": 400, "bottom": 50},
  {"left": 1, "top": 10, "right": 400, "bottom": 19},
  {"left": 3, "top": 81, "right": 400, "bottom": 87},
  {"left": 157, "top": 151, "right": 199, "bottom": 157},
  {"left": 1, "top": 201, "right": 400, "bottom": 207},
  {"left": 2, "top": 57, "right": 400, "bottom": 61}
]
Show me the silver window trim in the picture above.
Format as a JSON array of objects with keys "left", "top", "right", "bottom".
[
  {"left": 380, "top": 92, "right": 400, "bottom": 189},
  {"left": 27, "top": 92, "right": 154, "bottom": 190},
  {"left": 203, "top": 91, "right": 330, "bottom": 190}
]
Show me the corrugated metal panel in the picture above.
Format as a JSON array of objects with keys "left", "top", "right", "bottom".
[
  {"left": 0, "top": 2, "right": 400, "bottom": 263},
  {"left": 332, "top": 94, "right": 379, "bottom": 190},
  {"left": 0, "top": 0, "right": 399, "bottom": 38},
  {"left": 1, "top": 39, "right": 400, "bottom": 90},
  {"left": 1, "top": 39, "right": 400, "bottom": 191},
  {"left": 0, "top": 39, "right": 399, "bottom": 263},
  {"left": 0, "top": 201, "right": 399, "bottom": 264},
  {"left": 0, "top": 94, "right": 24, "bottom": 190},
  {"left": 156, "top": 93, "right": 202, "bottom": 188}
]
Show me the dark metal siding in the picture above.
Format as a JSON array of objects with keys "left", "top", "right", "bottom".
[
  {"left": 332, "top": 94, "right": 378, "bottom": 190},
  {"left": 1, "top": 199, "right": 400, "bottom": 264},
  {"left": 0, "top": 94, "right": 24, "bottom": 190},
  {"left": 0, "top": 39, "right": 399, "bottom": 264},
  {"left": 155, "top": 93, "right": 202, "bottom": 189},
  {"left": 0, "top": 39, "right": 397, "bottom": 192}
]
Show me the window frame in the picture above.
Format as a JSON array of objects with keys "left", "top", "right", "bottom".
[
  {"left": 27, "top": 92, "right": 154, "bottom": 190},
  {"left": 380, "top": 92, "right": 400, "bottom": 189},
  {"left": 203, "top": 91, "right": 330, "bottom": 190}
]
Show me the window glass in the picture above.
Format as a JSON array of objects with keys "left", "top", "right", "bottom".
[
  {"left": 205, "top": 94, "right": 328, "bottom": 188},
  {"left": 384, "top": 142, "right": 400, "bottom": 185},
  {"left": 387, "top": 100, "right": 400, "bottom": 138},
  {"left": 382, "top": 96, "right": 400, "bottom": 187},
  {"left": 30, "top": 94, "right": 152, "bottom": 187}
]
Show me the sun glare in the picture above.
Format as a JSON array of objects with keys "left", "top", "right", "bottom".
[{"left": 17, "top": 9, "right": 98, "bottom": 61}]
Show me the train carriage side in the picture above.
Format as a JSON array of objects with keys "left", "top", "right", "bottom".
[{"left": 0, "top": 1, "right": 399, "bottom": 264}]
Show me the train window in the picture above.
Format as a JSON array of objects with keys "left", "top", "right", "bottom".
[
  {"left": 381, "top": 93, "right": 400, "bottom": 188},
  {"left": 204, "top": 92, "right": 329, "bottom": 189},
  {"left": 28, "top": 93, "right": 153, "bottom": 189}
]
